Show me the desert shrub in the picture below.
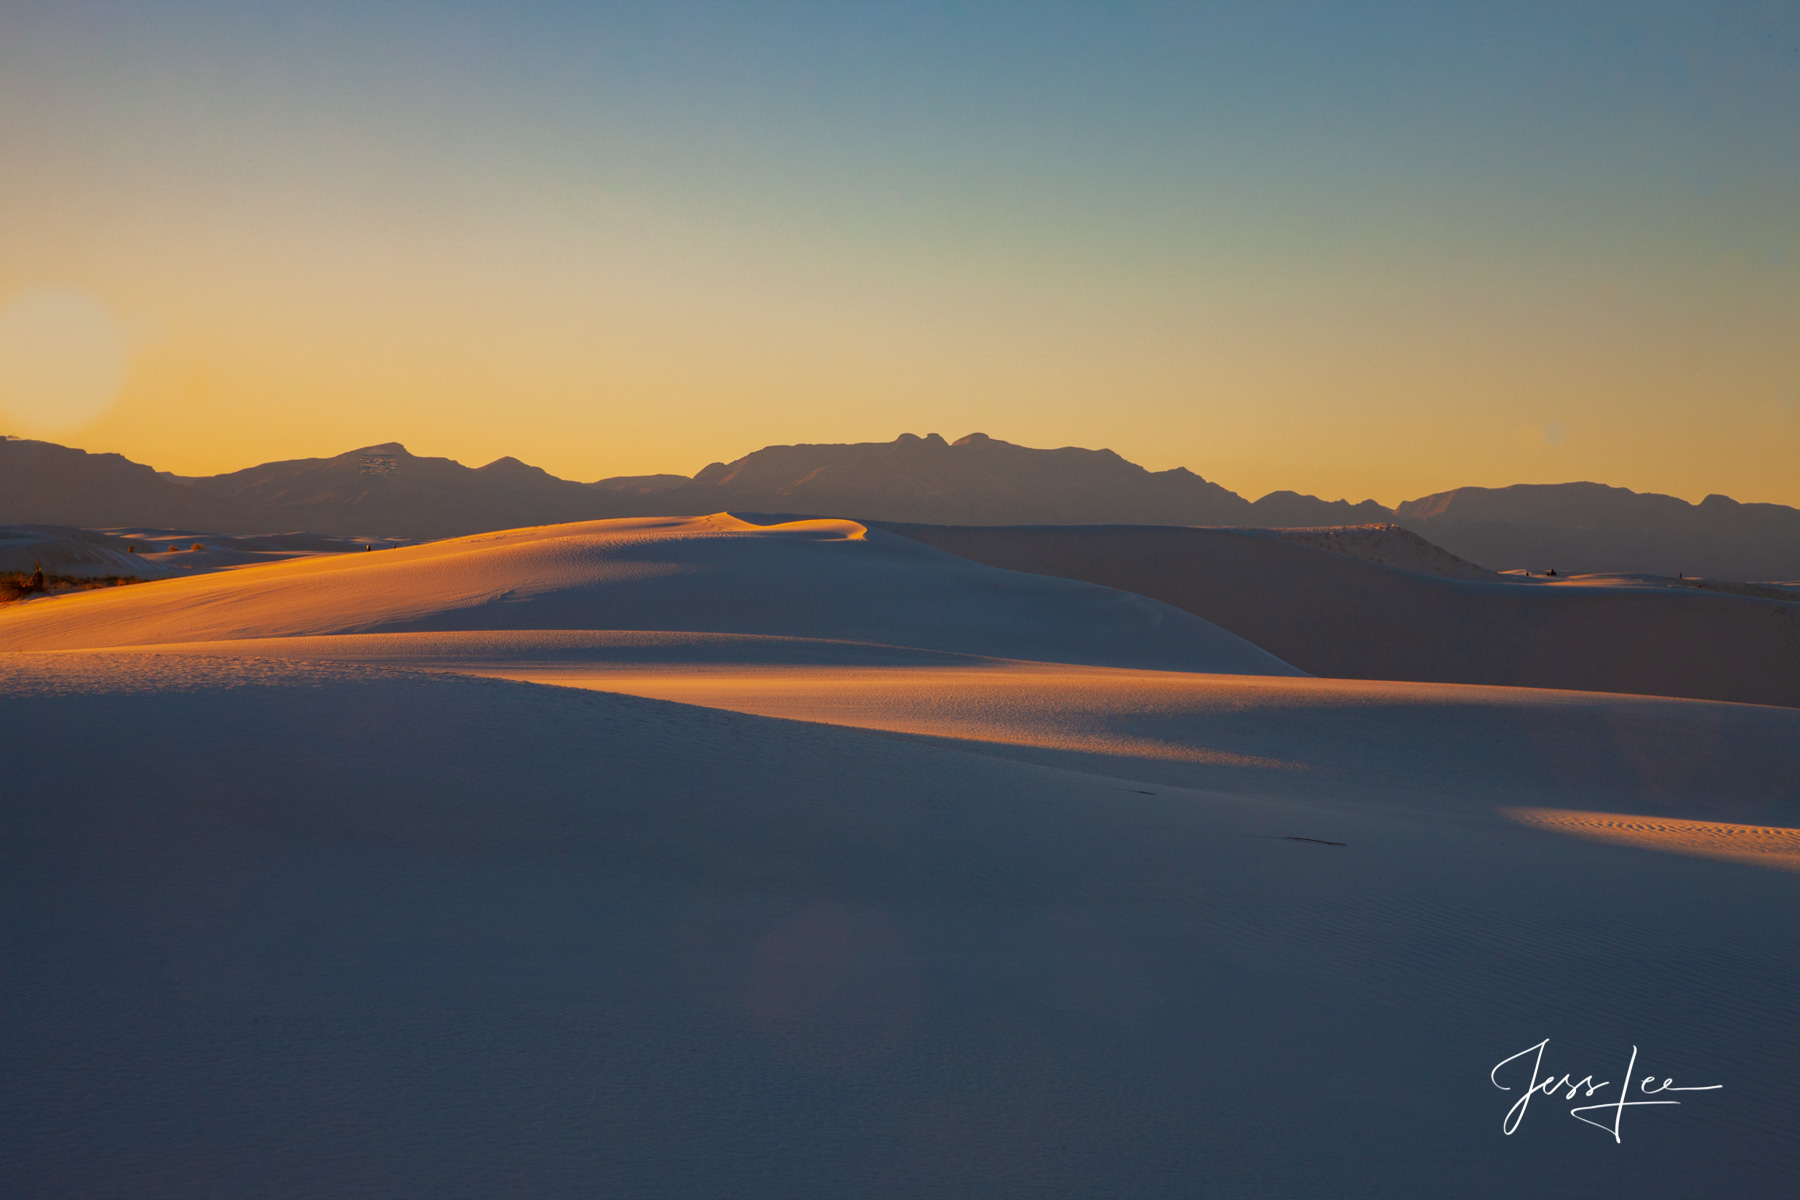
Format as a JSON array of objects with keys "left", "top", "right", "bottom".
[{"left": 0, "top": 572, "right": 143, "bottom": 603}]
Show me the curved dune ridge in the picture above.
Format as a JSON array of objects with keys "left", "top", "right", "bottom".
[
  {"left": 880, "top": 523, "right": 1800, "bottom": 708},
  {"left": 452, "top": 662, "right": 1800, "bottom": 824},
  {"left": 0, "top": 525, "right": 172, "bottom": 580},
  {"left": 1506, "top": 808, "right": 1800, "bottom": 871},
  {"left": 6, "top": 515, "right": 1800, "bottom": 1196},
  {"left": 0, "top": 514, "right": 1298, "bottom": 675},
  {"left": 44, "top": 635, "right": 1800, "bottom": 825},
  {"left": 1267, "top": 523, "right": 1495, "bottom": 579},
  {"left": 4, "top": 651, "right": 1800, "bottom": 1197}
]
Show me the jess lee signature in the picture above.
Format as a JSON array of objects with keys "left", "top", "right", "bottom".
[{"left": 1491, "top": 1040, "right": 1721, "bottom": 1142}]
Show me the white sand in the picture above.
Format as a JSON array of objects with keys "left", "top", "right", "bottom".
[
  {"left": 98, "top": 528, "right": 409, "bottom": 573},
  {"left": 3, "top": 515, "right": 1796, "bottom": 1197},
  {"left": 881, "top": 523, "right": 1800, "bottom": 707},
  {"left": 0, "top": 524, "right": 172, "bottom": 579},
  {"left": 0, "top": 514, "right": 1296, "bottom": 674},
  {"left": 1267, "top": 522, "right": 1495, "bottom": 579}
]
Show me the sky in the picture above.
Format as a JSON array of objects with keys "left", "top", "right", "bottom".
[{"left": 0, "top": 0, "right": 1796, "bottom": 506}]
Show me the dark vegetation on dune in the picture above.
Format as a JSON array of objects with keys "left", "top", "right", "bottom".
[{"left": 0, "top": 572, "right": 141, "bottom": 603}]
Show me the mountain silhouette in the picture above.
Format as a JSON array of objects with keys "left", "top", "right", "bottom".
[
  {"left": 1395, "top": 483, "right": 1800, "bottom": 580},
  {"left": 4, "top": 432, "right": 1797, "bottom": 578}
]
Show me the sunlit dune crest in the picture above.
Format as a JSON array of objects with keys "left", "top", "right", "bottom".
[
  {"left": 0, "top": 514, "right": 1294, "bottom": 675},
  {"left": 6, "top": 525, "right": 1800, "bottom": 1195},
  {"left": 1505, "top": 808, "right": 1800, "bottom": 872},
  {"left": 466, "top": 663, "right": 1800, "bottom": 811},
  {"left": 9, "top": 2, "right": 1800, "bottom": 1192},
  {"left": 483, "top": 665, "right": 1309, "bottom": 771}
]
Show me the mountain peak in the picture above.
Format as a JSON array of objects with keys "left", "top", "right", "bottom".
[
  {"left": 476, "top": 455, "right": 552, "bottom": 478},
  {"left": 5, "top": 433, "right": 1797, "bottom": 577}
]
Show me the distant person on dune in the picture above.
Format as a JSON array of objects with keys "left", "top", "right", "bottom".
[{"left": 25, "top": 560, "right": 45, "bottom": 594}]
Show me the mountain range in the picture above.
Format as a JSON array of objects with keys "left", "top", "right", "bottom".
[{"left": 5, "top": 430, "right": 1798, "bottom": 578}]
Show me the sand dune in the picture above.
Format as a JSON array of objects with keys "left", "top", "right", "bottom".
[
  {"left": 6, "top": 514, "right": 1799, "bottom": 1196},
  {"left": 1264, "top": 523, "right": 1494, "bottom": 579},
  {"left": 0, "top": 514, "right": 1296, "bottom": 674},
  {"left": 9, "top": 512, "right": 1792, "bottom": 831},
  {"left": 48, "top": 628, "right": 1800, "bottom": 827},
  {"left": 0, "top": 524, "right": 171, "bottom": 580},
  {"left": 882, "top": 523, "right": 1800, "bottom": 708},
  {"left": 1505, "top": 809, "right": 1800, "bottom": 872},
  {"left": 461, "top": 663, "right": 1800, "bottom": 826},
  {"left": 3, "top": 651, "right": 1796, "bottom": 1198},
  {"left": 96, "top": 527, "right": 408, "bottom": 573}
]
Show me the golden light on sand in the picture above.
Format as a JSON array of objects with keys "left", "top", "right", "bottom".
[
  {"left": 1504, "top": 809, "right": 1800, "bottom": 873},
  {"left": 483, "top": 664, "right": 1311, "bottom": 771}
]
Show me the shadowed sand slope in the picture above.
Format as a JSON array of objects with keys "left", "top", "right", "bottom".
[
  {"left": 881, "top": 523, "right": 1800, "bottom": 708},
  {"left": 9, "top": 512, "right": 1800, "bottom": 1195},
  {"left": 43, "top": 634, "right": 1800, "bottom": 827},
  {"left": 0, "top": 514, "right": 1297, "bottom": 675},
  {"left": 0, "top": 525, "right": 172, "bottom": 580},
  {"left": 3, "top": 652, "right": 1798, "bottom": 1198},
  {"left": 462, "top": 663, "right": 1800, "bottom": 827}
]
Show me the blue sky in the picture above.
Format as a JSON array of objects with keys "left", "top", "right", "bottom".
[{"left": 1, "top": 1, "right": 1796, "bottom": 502}]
